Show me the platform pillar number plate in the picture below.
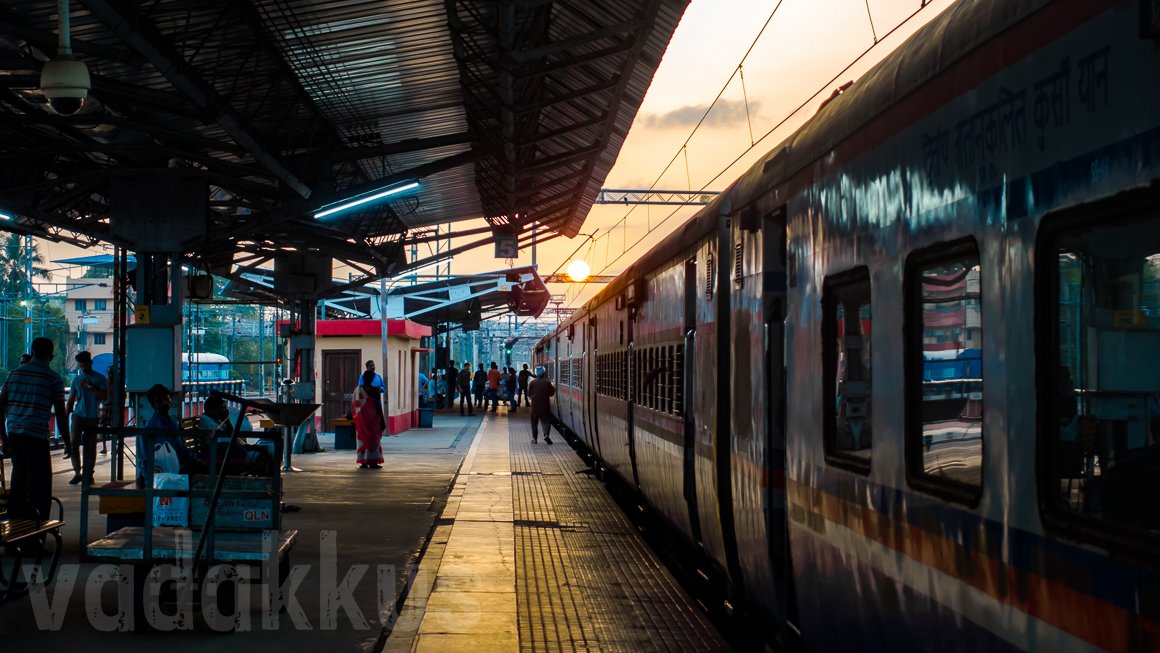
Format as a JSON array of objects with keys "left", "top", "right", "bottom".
[{"left": 495, "top": 235, "right": 519, "bottom": 259}]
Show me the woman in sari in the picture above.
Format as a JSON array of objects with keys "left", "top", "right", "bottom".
[{"left": 352, "top": 370, "right": 385, "bottom": 469}]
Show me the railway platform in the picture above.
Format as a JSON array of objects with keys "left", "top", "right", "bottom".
[
  {"left": 383, "top": 414, "right": 728, "bottom": 653},
  {"left": 0, "top": 416, "right": 478, "bottom": 651}
]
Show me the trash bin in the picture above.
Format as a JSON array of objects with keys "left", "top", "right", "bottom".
[
  {"left": 333, "top": 419, "right": 356, "bottom": 449},
  {"left": 417, "top": 407, "right": 434, "bottom": 428}
]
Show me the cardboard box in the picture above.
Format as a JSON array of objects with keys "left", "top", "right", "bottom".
[
  {"left": 97, "top": 481, "right": 147, "bottom": 515},
  {"left": 189, "top": 475, "right": 277, "bottom": 530}
]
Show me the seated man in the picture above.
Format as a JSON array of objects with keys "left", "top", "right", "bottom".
[
  {"left": 144, "top": 384, "right": 201, "bottom": 475},
  {"left": 198, "top": 396, "right": 254, "bottom": 436},
  {"left": 198, "top": 395, "right": 273, "bottom": 477}
]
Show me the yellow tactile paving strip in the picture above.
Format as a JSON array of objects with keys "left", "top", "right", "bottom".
[{"left": 384, "top": 413, "right": 729, "bottom": 653}]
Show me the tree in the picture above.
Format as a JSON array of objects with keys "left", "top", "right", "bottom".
[{"left": 0, "top": 234, "right": 49, "bottom": 295}]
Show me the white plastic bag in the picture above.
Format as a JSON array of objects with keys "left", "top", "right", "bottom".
[
  {"left": 153, "top": 440, "right": 181, "bottom": 474},
  {"left": 153, "top": 472, "right": 189, "bottom": 527}
]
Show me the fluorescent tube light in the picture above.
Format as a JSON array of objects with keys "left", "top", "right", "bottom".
[
  {"left": 313, "top": 181, "right": 419, "bottom": 219},
  {"left": 0, "top": 212, "right": 12, "bottom": 220}
]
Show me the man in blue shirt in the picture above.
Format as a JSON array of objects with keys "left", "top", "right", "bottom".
[
  {"left": 358, "top": 360, "right": 385, "bottom": 416},
  {"left": 359, "top": 360, "right": 384, "bottom": 391},
  {"left": 418, "top": 370, "right": 430, "bottom": 404},
  {"left": 66, "top": 350, "right": 108, "bottom": 486},
  {"left": 0, "top": 337, "right": 69, "bottom": 521},
  {"left": 143, "top": 384, "right": 199, "bottom": 475}
]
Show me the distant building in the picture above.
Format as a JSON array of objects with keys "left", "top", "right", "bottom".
[{"left": 63, "top": 274, "right": 114, "bottom": 356}]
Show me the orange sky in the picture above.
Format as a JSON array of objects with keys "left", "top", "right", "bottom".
[
  {"left": 423, "top": 0, "right": 955, "bottom": 310},
  {"left": 42, "top": 0, "right": 956, "bottom": 307}
]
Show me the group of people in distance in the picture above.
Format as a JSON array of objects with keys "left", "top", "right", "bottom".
[{"left": 418, "top": 359, "right": 556, "bottom": 444}]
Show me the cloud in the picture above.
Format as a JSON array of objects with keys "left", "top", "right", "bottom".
[{"left": 641, "top": 98, "right": 760, "bottom": 130}]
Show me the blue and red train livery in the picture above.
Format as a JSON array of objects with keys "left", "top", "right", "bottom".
[{"left": 534, "top": 0, "right": 1160, "bottom": 650}]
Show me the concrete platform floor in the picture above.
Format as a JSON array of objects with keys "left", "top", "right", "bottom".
[
  {"left": 0, "top": 414, "right": 479, "bottom": 651},
  {"left": 384, "top": 413, "right": 729, "bottom": 653}
]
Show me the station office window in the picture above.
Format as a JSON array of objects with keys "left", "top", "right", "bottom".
[
  {"left": 906, "top": 242, "right": 984, "bottom": 500},
  {"left": 94, "top": 299, "right": 107, "bottom": 311},
  {"left": 74, "top": 299, "right": 87, "bottom": 311},
  {"left": 822, "top": 268, "right": 872, "bottom": 470},
  {"left": 1041, "top": 217, "right": 1160, "bottom": 541},
  {"left": 93, "top": 333, "right": 106, "bottom": 346}
]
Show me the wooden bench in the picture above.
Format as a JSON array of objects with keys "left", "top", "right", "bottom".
[{"left": 0, "top": 513, "right": 65, "bottom": 605}]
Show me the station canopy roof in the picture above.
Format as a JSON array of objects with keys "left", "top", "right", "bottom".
[
  {"left": 225, "top": 265, "right": 548, "bottom": 328},
  {"left": 0, "top": 0, "right": 687, "bottom": 291}
]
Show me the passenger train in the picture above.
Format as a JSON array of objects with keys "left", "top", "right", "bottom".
[{"left": 534, "top": 0, "right": 1160, "bottom": 650}]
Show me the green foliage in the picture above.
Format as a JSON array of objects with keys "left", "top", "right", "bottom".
[
  {"left": 80, "top": 264, "right": 114, "bottom": 279},
  {"left": 0, "top": 235, "right": 49, "bottom": 295}
]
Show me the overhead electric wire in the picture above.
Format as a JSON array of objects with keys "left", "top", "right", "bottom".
[
  {"left": 550, "top": 0, "right": 787, "bottom": 301},
  {"left": 567, "top": 0, "right": 939, "bottom": 308}
]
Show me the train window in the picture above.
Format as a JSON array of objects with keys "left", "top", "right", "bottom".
[
  {"left": 673, "top": 343, "right": 684, "bottom": 416},
  {"left": 822, "top": 268, "right": 873, "bottom": 471},
  {"left": 906, "top": 242, "right": 984, "bottom": 502},
  {"left": 1041, "top": 218, "right": 1160, "bottom": 541}
]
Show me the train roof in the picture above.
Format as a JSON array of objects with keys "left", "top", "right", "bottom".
[
  {"left": 182, "top": 353, "right": 230, "bottom": 364},
  {"left": 544, "top": 0, "right": 1051, "bottom": 344}
]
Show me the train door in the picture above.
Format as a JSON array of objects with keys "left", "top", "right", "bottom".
[
  {"left": 683, "top": 258, "right": 703, "bottom": 547},
  {"left": 762, "top": 207, "right": 794, "bottom": 629},
  {"left": 693, "top": 223, "right": 729, "bottom": 575},
  {"left": 587, "top": 316, "right": 602, "bottom": 460},
  {"left": 627, "top": 309, "right": 640, "bottom": 489}
]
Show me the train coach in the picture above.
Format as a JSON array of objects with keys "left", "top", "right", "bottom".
[{"left": 534, "top": 0, "right": 1160, "bottom": 650}]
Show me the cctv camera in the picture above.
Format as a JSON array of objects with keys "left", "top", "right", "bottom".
[{"left": 40, "top": 56, "right": 90, "bottom": 115}]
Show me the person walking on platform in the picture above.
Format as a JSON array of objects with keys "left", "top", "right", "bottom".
[
  {"left": 457, "top": 364, "right": 474, "bottom": 416},
  {"left": 517, "top": 364, "right": 531, "bottom": 407},
  {"left": 352, "top": 370, "right": 385, "bottom": 469},
  {"left": 505, "top": 366, "right": 518, "bottom": 412},
  {"left": 0, "top": 337, "right": 69, "bottom": 523},
  {"left": 528, "top": 366, "right": 556, "bottom": 444},
  {"left": 473, "top": 363, "right": 487, "bottom": 408},
  {"left": 66, "top": 350, "right": 108, "bottom": 486},
  {"left": 486, "top": 362, "right": 501, "bottom": 413}
]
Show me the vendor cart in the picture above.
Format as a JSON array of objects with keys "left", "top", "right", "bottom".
[{"left": 80, "top": 393, "right": 318, "bottom": 630}]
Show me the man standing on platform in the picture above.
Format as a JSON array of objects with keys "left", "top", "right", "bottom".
[
  {"left": 517, "top": 364, "right": 532, "bottom": 407},
  {"left": 66, "top": 350, "right": 108, "bottom": 486},
  {"left": 359, "top": 360, "right": 386, "bottom": 417},
  {"left": 486, "top": 362, "right": 502, "bottom": 413},
  {"left": 0, "top": 337, "right": 69, "bottom": 521},
  {"left": 457, "top": 364, "right": 474, "bottom": 416},
  {"left": 473, "top": 363, "right": 487, "bottom": 408},
  {"left": 445, "top": 361, "right": 459, "bottom": 409},
  {"left": 527, "top": 366, "right": 556, "bottom": 444},
  {"left": 361, "top": 360, "right": 384, "bottom": 391}
]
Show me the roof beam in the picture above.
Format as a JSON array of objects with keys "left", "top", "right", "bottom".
[
  {"left": 514, "top": 75, "right": 621, "bottom": 116},
  {"left": 511, "top": 18, "right": 645, "bottom": 63},
  {"left": 80, "top": 0, "right": 313, "bottom": 199},
  {"left": 0, "top": 17, "right": 140, "bottom": 63},
  {"left": 328, "top": 132, "right": 475, "bottom": 163},
  {"left": 513, "top": 40, "right": 633, "bottom": 79}
]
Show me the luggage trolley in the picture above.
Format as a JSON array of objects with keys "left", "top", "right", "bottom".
[{"left": 81, "top": 392, "right": 318, "bottom": 629}]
